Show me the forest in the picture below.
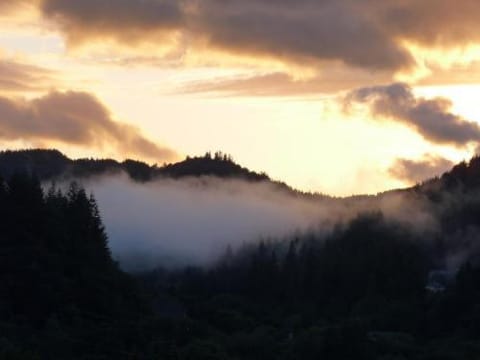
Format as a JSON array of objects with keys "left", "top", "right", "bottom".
[
  {"left": 0, "top": 150, "right": 271, "bottom": 185},
  {"left": 2, "top": 151, "right": 480, "bottom": 358}
]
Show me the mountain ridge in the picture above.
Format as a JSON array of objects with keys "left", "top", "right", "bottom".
[
  {"left": 0, "top": 149, "right": 268, "bottom": 181},
  {"left": 0, "top": 148, "right": 479, "bottom": 199},
  {"left": 0, "top": 149, "right": 328, "bottom": 200}
]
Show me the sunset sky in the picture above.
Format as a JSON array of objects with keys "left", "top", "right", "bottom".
[{"left": 1, "top": 0, "right": 480, "bottom": 195}]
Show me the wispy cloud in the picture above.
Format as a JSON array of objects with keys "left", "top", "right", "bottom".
[
  {"left": 174, "top": 68, "right": 392, "bottom": 97},
  {"left": 389, "top": 154, "right": 454, "bottom": 184},
  {"left": 0, "top": 59, "right": 56, "bottom": 93}
]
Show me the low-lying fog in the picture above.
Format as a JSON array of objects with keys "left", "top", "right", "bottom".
[{"left": 84, "top": 175, "right": 327, "bottom": 271}]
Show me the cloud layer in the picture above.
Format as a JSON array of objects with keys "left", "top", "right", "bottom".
[
  {"left": 0, "top": 59, "right": 56, "bottom": 93},
  {"left": 344, "top": 83, "right": 480, "bottom": 147},
  {"left": 6, "top": 0, "right": 475, "bottom": 75},
  {"left": 0, "top": 91, "right": 176, "bottom": 161},
  {"left": 40, "top": 0, "right": 183, "bottom": 45}
]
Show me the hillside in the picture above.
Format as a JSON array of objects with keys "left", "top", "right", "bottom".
[
  {"left": 0, "top": 149, "right": 270, "bottom": 182},
  {"left": 3, "top": 149, "right": 480, "bottom": 358},
  {"left": 3, "top": 149, "right": 480, "bottom": 199}
]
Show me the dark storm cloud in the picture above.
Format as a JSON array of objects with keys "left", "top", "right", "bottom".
[
  {"left": 0, "top": 91, "right": 177, "bottom": 161},
  {"left": 344, "top": 83, "right": 480, "bottom": 147},
  {"left": 389, "top": 155, "right": 455, "bottom": 184}
]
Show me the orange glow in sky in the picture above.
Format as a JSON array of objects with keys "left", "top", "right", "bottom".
[{"left": 0, "top": 1, "right": 479, "bottom": 196}]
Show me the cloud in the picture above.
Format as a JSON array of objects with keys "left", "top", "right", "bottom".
[
  {"left": 20, "top": 0, "right": 480, "bottom": 77},
  {"left": 174, "top": 68, "right": 393, "bottom": 97},
  {"left": 417, "top": 61, "right": 480, "bottom": 87},
  {"left": 389, "top": 154, "right": 454, "bottom": 184},
  {"left": 0, "top": 0, "right": 27, "bottom": 11},
  {"left": 381, "top": 0, "right": 480, "bottom": 48},
  {"left": 40, "top": 0, "right": 183, "bottom": 45},
  {"left": 343, "top": 83, "right": 480, "bottom": 147},
  {"left": 0, "top": 91, "right": 177, "bottom": 161},
  {"left": 0, "top": 59, "right": 56, "bottom": 93},
  {"left": 20, "top": 0, "right": 407, "bottom": 72},
  {"left": 190, "top": 1, "right": 414, "bottom": 72}
]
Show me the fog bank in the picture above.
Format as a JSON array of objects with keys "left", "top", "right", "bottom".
[
  {"left": 82, "top": 175, "right": 329, "bottom": 271},
  {"left": 69, "top": 174, "right": 441, "bottom": 272}
]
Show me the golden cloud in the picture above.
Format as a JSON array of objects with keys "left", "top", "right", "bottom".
[{"left": 0, "top": 90, "right": 177, "bottom": 162}]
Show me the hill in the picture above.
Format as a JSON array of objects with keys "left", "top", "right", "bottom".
[
  {"left": 0, "top": 149, "right": 270, "bottom": 183},
  {"left": 3, "top": 148, "right": 480, "bottom": 200},
  {"left": 3, "top": 149, "right": 480, "bottom": 358}
]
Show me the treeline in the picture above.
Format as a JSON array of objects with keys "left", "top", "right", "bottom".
[
  {"left": 0, "top": 149, "right": 270, "bottom": 183},
  {"left": 0, "top": 173, "right": 153, "bottom": 358},
  {"left": 151, "top": 213, "right": 480, "bottom": 359},
  {"left": 208, "top": 213, "right": 428, "bottom": 313}
]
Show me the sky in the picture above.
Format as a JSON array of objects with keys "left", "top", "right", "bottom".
[{"left": 0, "top": 0, "right": 480, "bottom": 196}]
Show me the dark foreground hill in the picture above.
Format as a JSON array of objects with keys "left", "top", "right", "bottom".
[{"left": 0, "top": 174, "right": 152, "bottom": 358}]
